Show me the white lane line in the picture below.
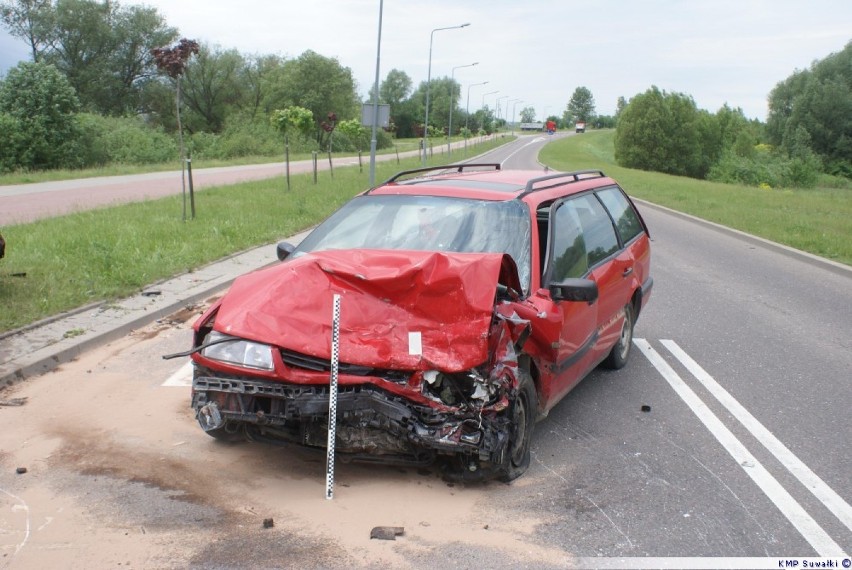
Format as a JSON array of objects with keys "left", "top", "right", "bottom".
[
  {"left": 661, "top": 339, "right": 852, "bottom": 535},
  {"left": 633, "top": 338, "right": 846, "bottom": 557},
  {"left": 162, "top": 361, "right": 193, "bottom": 387}
]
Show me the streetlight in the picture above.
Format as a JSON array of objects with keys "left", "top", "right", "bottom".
[
  {"left": 423, "top": 22, "right": 471, "bottom": 165},
  {"left": 448, "top": 61, "right": 478, "bottom": 157},
  {"left": 368, "top": 0, "right": 384, "bottom": 186},
  {"left": 496, "top": 95, "right": 509, "bottom": 127},
  {"left": 465, "top": 81, "right": 488, "bottom": 151},
  {"left": 481, "top": 90, "right": 499, "bottom": 109},
  {"left": 510, "top": 99, "right": 523, "bottom": 133}
]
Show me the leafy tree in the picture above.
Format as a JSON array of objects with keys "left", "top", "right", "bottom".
[
  {"left": 614, "top": 86, "right": 707, "bottom": 178},
  {"left": 0, "top": 60, "right": 80, "bottom": 170},
  {"left": 0, "top": 0, "right": 54, "bottom": 61},
  {"left": 1, "top": 0, "right": 176, "bottom": 115},
  {"left": 566, "top": 86, "right": 596, "bottom": 123},
  {"left": 271, "top": 106, "right": 313, "bottom": 190},
  {"left": 271, "top": 50, "right": 359, "bottom": 144},
  {"left": 519, "top": 106, "right": 536, "bottom": 123},
  {"left": 615, "top": 96, "right": 627, "bottom": 121},
  {"left": 178, "top": 44, "right": 245, "bottom": 133},
  {"left": 767, "top": 41, "right": 852, "bottom": 176},
  {"left": 378, "top": 68, "right": 412, "bottom": 107}
]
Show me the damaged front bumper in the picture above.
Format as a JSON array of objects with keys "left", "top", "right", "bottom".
[{"left": 191, "top": 369, "right": 514, "bottom": 468}]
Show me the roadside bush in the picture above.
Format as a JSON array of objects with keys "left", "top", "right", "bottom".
[
  {"left": 0, "top": 61, "right": 82, "bottom": 170},
  {"left": 99, "top": 115, "right": 178, "bottom": 164},
  {"left": 217, "top": 117, "right": 281, "bottom": 158},
  {"left": 332, "top": 119, "right": 394, "bottom": 152},
  {"left": 0, "top": 112, "right": 23, "bottom": 172},
  {"left": 708, "top": 145, "right": 822, "bottom": 188}
]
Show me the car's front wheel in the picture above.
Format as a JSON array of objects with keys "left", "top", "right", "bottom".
[
  {"left": 601, "top": 302, "right": 635, "bottom": 370},
  {"left": 499, "top": 371, "right": 537, "bottom": 482}
]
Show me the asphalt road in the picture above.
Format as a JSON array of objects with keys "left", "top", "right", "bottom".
[{"left": 0, "top": 134, "right": 849, "bottom": 567}]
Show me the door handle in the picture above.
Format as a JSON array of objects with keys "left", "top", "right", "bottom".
[{"left": 622, "top": 267, "right": 633, "bottom": 277}]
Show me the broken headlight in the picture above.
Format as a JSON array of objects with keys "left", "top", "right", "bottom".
[
  {"left": 423, "top": 369, "right": 495, "bottom": 407},
  {"left": 201, "top": 331, "right": 274, "bottom": 371}
]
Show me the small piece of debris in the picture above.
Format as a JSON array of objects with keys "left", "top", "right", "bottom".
[
  {"left": 641, "top": 405, "right": 651, "bottom": 412},
  {"left": 262, "top": 518, "right": 274, "bottom": 529},
  {"left": 483, "top": 524, "right": 489, "bottom": 530},
  {"left": 0, "top": 397, "right": 28, "bottom": 407},
  {"left": 370, "top": 526, "right": 404, "bottom": 540},
  {"left": 142, "top": 290, "right": 162, "bottom": 297},
  {"left": 16, "top": 467, "right": 27, "bottom": 474}
]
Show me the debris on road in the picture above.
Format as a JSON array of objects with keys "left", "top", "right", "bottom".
[
  {"left": 370, "top": 526, "right": 404, "bottom": 540},
  {"left": 263, "top": 518, "right": 274, "bottom": 529},
  {"left": 16, "top": 467, "right": 27, "bottom": 474},
  {"left": 0, "top": 397, "right": 27, "bottom": 406},
  {"left": 641, "top": 405, "right": 651, "bottom": 412}
]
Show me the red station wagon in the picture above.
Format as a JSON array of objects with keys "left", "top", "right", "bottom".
[{"left": 184, "top": 164, "right": 652, "bottom": 481}]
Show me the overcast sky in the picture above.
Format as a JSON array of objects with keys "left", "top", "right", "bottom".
[{"left": 1, "top": 0, "right": 850, "bottom": 121}]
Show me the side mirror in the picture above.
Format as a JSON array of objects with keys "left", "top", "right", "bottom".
[
  {"left": 276, "top": 241, "right": 295, "bottom": 261},
  {"left": 549, "top": 278, "right": 598, "bottom": 304}
]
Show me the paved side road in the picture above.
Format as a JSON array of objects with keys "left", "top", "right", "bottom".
[{"left": 0, "top": 135, "right": 502, "bottom": 225}]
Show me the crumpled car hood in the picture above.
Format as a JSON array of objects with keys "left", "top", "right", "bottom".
[{"left": 212, "top": 249, "right": 520, "bottom": 372}]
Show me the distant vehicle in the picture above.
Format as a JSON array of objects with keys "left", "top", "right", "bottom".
[
  {"left": 546, "top": 120, "right": 557, "bottom": 134},
  {"left": 184, "top": 164, "right": 653, "bottom": 481},
  {"left": 575, "top": 121, "right": 586, "bottom": 133},
  {"left": 519, "top": 122, "right": 544, "bottom": 131}
]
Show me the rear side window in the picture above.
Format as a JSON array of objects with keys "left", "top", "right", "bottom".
[
  {"left": 596, "top": 186, "right": 644, "bottom": 245},
  {"left": 573, "top": 194, "right": 619, "bottom": 267}
]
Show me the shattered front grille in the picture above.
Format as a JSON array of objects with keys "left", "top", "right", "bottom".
[{"left": 280, "top": 348, "right": 410, "bottom": 382}]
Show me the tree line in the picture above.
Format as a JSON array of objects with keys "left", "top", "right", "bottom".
[
  {"left": 2, "top": 0, "right": 848, "bottom": 186},
  {"left": 614, "top": 41, "right": 851, "bottom": 188}
]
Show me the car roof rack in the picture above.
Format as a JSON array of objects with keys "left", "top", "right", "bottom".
[
  {"left": 517, "top": 170, "right": 606, "bottom": 198},
  {"left": 374, "top": 163, "right": 502, "bottom": 188}
]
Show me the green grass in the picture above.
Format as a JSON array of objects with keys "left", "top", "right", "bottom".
[
  {"left": 540, "top": 131, "right": 852, "bottom": 266},
  {"left": 0, "top": 136, "right": 512, "bottom": 333}
]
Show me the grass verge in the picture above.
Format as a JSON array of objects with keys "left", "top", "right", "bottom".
[
  {"left": 0, "top": 136, "right": 511, "bottom": 333},
  {"left": 540, "top": 131, "right": 852, "bottom": 266}
]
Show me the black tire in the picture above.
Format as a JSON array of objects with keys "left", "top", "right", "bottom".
[
  {"left": 601, "top": 302, "right": 635, "bottom": 370},
  {"left": 499, "top": 371, "right": 537, "bottom": 482}
]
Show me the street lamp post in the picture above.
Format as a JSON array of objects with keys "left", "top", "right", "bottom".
[
  {"left": 482, "top": 90, "right": 499, "bottom": 109},
  {"left": 423, "top": 22, "right": 470, "bottom": 165},
  {"left": 465, "top": 81, "right": 488, "bottom": 151},
  {"left": 481, "top": 90, "right": 498, "bottom": 135},
  {"left": 496, "top": 95, "right": 509, "bottom": 127},
  {"left": 448, "top": 61, "right": 478, "bottom": 157},
  {"left": 368, "top": 0, "right": 384, "bottom": 186},
  {"left": 510, "top": 99, "right": 523, "bottom": 133}
]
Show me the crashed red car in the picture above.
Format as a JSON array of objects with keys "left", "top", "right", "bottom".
[{"left": 185, "top": 164, "right": 652, "bottom": 481}]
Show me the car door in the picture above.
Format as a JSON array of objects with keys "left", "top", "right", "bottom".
[{"left": 539, "top": 196, "right": 600, "bottom": 404}]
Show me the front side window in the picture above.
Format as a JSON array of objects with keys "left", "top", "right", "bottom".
[
  {"left": 293, "top": 195, "right": 533, "bottom": 293},
  {"left": 546, "top": 193, "right": 620, "bottom": 281}
]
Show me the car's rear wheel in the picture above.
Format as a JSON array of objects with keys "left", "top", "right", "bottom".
[
  {"left": 602, "top": 302, "right": 635, "bottom": 370},
  {"left": 499, "top": 371, "right": 537, "bottom": 482}
]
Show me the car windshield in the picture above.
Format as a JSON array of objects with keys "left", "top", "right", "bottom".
[{"left": 292, "top": 195, "right": 532, "bottom": 293}]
